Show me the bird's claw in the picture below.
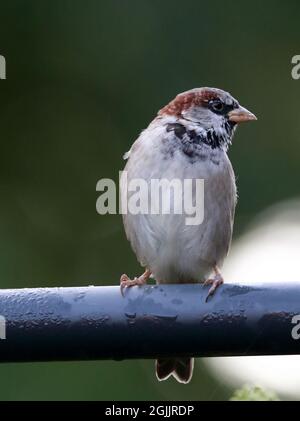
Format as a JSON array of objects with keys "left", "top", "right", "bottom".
[
  {"left": 204, "top": 273, "right": 224, "bottom": 302},
  {"left": 120, "top": 271, "right": 150, "bottom": 297}
]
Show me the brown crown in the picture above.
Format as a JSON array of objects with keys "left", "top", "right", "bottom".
[{"left": 158, "top": 89, "right": 219, "bottom": 117}]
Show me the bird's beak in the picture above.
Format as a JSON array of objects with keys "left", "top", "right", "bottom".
[{"left": 228, "top": 106, "right": 257, "bottom": 123}]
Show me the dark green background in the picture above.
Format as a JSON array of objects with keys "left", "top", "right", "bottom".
[{"left": 0, "top": 0, "right": 299, "bottom": 400}]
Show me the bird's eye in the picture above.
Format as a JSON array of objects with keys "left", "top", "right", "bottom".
[{"left": 209, "top": 99, "right": 225, "bottom": 114}]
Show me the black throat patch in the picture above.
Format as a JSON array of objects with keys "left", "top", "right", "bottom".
[{"left": 164, "top": 121, "right": 234, "bottom": 162}]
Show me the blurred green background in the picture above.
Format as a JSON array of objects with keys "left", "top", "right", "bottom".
[{"left": 0, "top": 0, "right": 299, "bottom": 400}]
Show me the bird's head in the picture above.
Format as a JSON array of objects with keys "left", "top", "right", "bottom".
[{"left": 158, "top": 87, "right": 257, "bottom": 150}]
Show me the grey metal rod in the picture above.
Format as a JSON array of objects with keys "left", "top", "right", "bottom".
[{"left": 0, "top": 283, "right": 299, "bottom": 363}]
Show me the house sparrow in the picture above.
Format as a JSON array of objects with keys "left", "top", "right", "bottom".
[{"left": 120, "top": 87, "right": 257, "bottom": 384}]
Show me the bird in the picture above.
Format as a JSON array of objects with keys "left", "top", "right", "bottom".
[{"left": 119, "top": 87, "right": 257, "bottom": 384}]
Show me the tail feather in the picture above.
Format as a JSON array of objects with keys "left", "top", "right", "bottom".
[{"left": 155, "top": 358, "right": 194, "bottom": 384}]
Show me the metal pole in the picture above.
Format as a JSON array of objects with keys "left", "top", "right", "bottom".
[{"left": 0, "top": 283, "right": 299, "bottom": 363}]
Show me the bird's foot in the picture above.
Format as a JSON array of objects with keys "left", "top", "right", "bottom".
[
  {"left": 204, "top": 267, "right": 224, "bottom": 302},
  {"left": 120, "top": 269, "right": 151, "bottom": 296}
]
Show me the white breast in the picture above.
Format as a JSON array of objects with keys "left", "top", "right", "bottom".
[{"left": 121, "top": 119, "right": 236, "bottom": 283}]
